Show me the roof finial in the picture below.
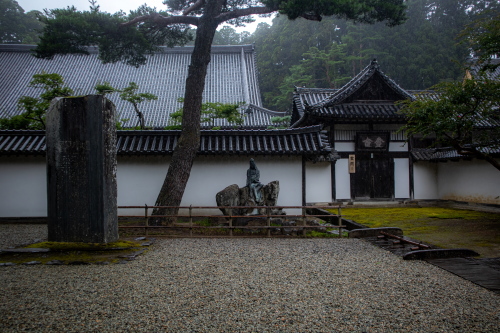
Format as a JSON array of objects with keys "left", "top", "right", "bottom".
[{"left": 371, "top": 59, "right": 378, "bottom": 68}]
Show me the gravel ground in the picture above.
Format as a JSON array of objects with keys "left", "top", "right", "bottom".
[
  {"left": 0, "top": 224, "right": 48, "bottom": 248},
  {"left": 1, "top": 225, "right": 499, "bottom": 332}
]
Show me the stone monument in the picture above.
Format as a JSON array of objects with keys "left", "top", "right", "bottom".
[{"left": 46, "top": 95, "right": 118, "bottom": 243}]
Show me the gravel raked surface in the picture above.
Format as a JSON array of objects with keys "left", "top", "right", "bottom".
[
  {"left": 0, "top": 224, "right": 48, "bottom": 249},
  {"left": 1, "top": 226, "right": 499, "bottom": 332}
]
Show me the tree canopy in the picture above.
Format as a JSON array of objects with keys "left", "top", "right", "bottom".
[
  {"left": 461, "top": 10, "right": 500, "bottom": 71},
  {"left": 0, "top": 0, "right": 44, "bottom": 43},
  {"left": 243, "top": 0, "right": 499, "bottom": 111},
  {"left": 400, "top": 78, "right": 500, "bottom": 171},
  {"left": 400, "top": 8, "right": 500, "bottom": 171}
]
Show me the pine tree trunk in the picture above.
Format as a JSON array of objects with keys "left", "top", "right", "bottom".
[{"left": 150, "top": 2, "right": 221, "bottom": 225}]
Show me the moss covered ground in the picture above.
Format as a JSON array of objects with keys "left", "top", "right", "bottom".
[
  {"left": 1, "top": 240, "right": 146, "bottom": 265},
  {"left": 335, "top": 207, "right": 500, "bottom": 258}
]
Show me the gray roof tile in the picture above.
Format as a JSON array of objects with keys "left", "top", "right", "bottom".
[
  {"left": 0, "top": 44, "right": 279, "bottom": 128},
  {"left": 411, "top": 147, "right": 500, "bottom": 161},
  {"left": 0, "top": 126, "right": 333, "bottom": 158}
]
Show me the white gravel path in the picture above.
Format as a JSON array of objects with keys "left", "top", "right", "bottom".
[{"left": 1, "top": 225, "right": 499, "bottom": 332}]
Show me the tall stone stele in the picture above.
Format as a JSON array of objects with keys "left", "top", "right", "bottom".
[{"left": 46, "top": 95, "right": 118, "bottom": 243}]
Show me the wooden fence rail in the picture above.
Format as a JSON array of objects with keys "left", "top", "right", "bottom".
[{"left": 118, "top": 205, "right": 344, "bottom": 238}]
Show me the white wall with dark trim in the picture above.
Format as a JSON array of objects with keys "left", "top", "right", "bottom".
[
  {"left": 117, "top": 155, "right": 305, "bottom": 216},
  {"left": 437, "top": 158, "right": 500, "bottom": 205},
  {"left": 1, "top": 154, "right": 333, "bottom": 217}
]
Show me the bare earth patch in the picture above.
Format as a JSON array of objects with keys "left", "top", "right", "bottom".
[{"left": 339, "top": 207, "right": 500, "bottom": 258}]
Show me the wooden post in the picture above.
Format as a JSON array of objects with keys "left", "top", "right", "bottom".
[
  {"left": 189, "top": 205, "right": 193, "bottom": 237},
  {"left": 338, "top": 206, "right": 342, "bottom": 238},
  {"left": 302, "top": 207, "right": 306, "bottom": 236},
  {"left": 267, "top": 207, "right": 271, "bottom": 238},
  {"left": 145, "top": 204, "right": 149, "bottom": 236},
  {"left": 229, "top": 209, "right": 233, "bottom": 237}
]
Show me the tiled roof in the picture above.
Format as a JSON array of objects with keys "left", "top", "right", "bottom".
[
  {"left": 411, "top": 147, "right": 500, "bottom": 161},
  {"left": 243, "top": 104, "right": 288, "bottom": 128},
  {"left": 0, "top": 130, "right": 46, "bottom": 156},
  {"left": 0, "top": 44, "right": 281, "bottom": 128},
  {"left": 293, "top": 87, "right": 337, "bottom": 115},
  {"left": 467, "top": 58, "right": 500, "bottom": 80},
  {"left": 290, "top": 61, "right": 458, "bottom": 127},
  {"left": 0, "top": 126, "right": 334, "bottom": 159},
  {"left": 313, "top": 60, "right": 414, "bottom": 109}
]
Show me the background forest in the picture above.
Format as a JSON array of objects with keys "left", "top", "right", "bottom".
[
  {"left": 212, "top": 0, "right": 500, "bottom": 111},
  {"left": 3, "top": 0, "right": 499, "bottom": 112}
]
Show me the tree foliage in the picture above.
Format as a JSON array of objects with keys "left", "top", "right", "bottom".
[
  {"left": 168, "top": 98, "right": 245, "bottom": 129},
  {"left": 399, "top": 3, "right": 500, "bottom": 171},
  {"left": 400, "top": 78, "right": 500, "bottom": 171},
  {"left": 461, "top": 11, "right": 500, "bottom": 71},
  {"left": 0, "top": 0, "right": 44, "bottom": 43},
  {"left": 0, "top": 72, "right": 73, "bottom": 129},
  {"left": 246, "top": 0, "right": 499, "bottom": 111},
  {"left": 35, "top": 3, "right": 193, "bottom": 67},
  {"left": 94, "top": 81, "right": 158, "bottom": 129},
  {"left": 119, "top": 82, "right": 158, "bottom": 129}
]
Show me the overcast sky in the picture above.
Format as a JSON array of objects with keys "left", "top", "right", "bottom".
[{"left": 16, "top": 0, "right": 273, "bottom": 32}]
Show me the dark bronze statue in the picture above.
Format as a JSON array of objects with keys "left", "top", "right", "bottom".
[{"left": 246, "top": 158, "right": 263, "bottom": 204}]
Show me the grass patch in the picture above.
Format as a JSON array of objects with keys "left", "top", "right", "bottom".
[{"left": 332, "top": 207, "right": 500, "bottom": 257}]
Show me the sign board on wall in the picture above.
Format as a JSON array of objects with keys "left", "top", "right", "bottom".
[
  {"left": 356, "top": 132, "right": 389, "bottom": 152},
  {"left": 349, "top": 155, "right": 355, "bottom": 173}
]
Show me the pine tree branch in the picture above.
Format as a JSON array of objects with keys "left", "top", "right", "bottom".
[
  {"left": 121, "top": 13, "right": 200, "bottom": 27},
  {"left": 215, "top": 6, "right": 275, "bottom": 24},
  {"left": 183, "top": 0, "right": 205, "bottom": 16}
]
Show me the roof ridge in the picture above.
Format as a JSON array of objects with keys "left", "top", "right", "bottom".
[
  {"left": 0, "top": 44, "right": 255, "bottom": 54},
  {"left": 310, "top": 59, "right": 414, "bottom": 109}
]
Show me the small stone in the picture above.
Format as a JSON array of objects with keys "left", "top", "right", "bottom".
[
  {"left": 67, "top": 261, "right": 90, "bottom": 265},
  {"left": 23, "top": 261, "right": 41, "bottom": 265},
  {"left": 135, "top": 237, "right": 146, "bottom": 241},
  {"left": 0, "top": 262, "right": 16, "bottom": 266},
  {"left": 46, "top": 260, "right": 64, "bottom": 265},
  {"left": 2, "top": 248, "right": 49, "bottom": 253}
]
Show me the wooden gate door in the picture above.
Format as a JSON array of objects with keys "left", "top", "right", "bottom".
[{"left": 354, "top": 157, "right": 394, "bottom": 199}]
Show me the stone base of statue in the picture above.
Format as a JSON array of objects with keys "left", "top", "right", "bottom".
[{"left": 216, "top": 180, "right": 283, "bottom": 217}]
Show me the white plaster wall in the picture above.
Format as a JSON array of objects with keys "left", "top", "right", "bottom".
[
  {"left": 116, "top": 156, "right": 170, "bottom": 215},
  {"left": 389, "top": 142, "right": 408, "bottom": 152},
  {"left": 0, "top": 155, "right": 304, "bottom": 217},
  {"left": 305, "top": 162, "right": 332, "bottom": 203},
  {"left": 437, "top": 159, "right": 500, "bottom": 205},
  {"left": 413, "top": 162, "right": 438, "bottom": 200},
  {"left": 335, "top": 159, "right": 351, "bottom": 200},
  {"left": 117, "top": 155, "right": 303, "bottom": 216},
  {"left": 334, "top": 142, "right": 355, "bottom": 152},
  {"left": 394, "top": 158, "right": 410, "bottom": 199},
  {"left": 0, "top": 157, "right": 47, "bottom": 217}
]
